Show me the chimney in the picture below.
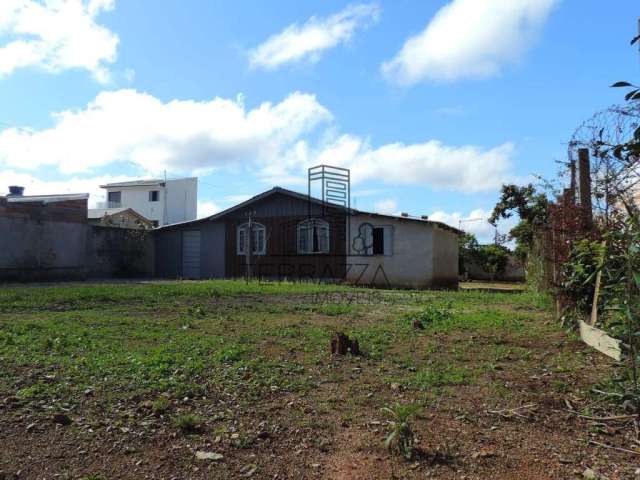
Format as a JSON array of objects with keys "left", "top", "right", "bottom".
[
  {"left": 401, "top": 212, "right": 409, "bottom": 217},
  {"left": 7, "top": 185, "right": 24, "bottom": 197},
  {"left": 421, "top": 215, "right": 429, "bottom": 220}
]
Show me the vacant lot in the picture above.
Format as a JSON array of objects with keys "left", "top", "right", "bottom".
[{"left": 0, "top": 281, "right": 633, "bottom": 479}]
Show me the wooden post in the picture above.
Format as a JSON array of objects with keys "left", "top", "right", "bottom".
[
  {"left": 569, "top": 159, "right": 577, "bottom": 204},
  {"left": 578, "top": 148, "right": 593, "bottom": 230}
]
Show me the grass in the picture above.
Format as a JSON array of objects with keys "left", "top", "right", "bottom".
[
  {"left": 3, "top": 279, "right": 612, "bottom": 478},
  {"left": 0, "top": 281, "right": 550, "bottom": 408}
]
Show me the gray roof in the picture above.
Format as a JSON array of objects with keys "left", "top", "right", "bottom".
[
  {"left": 7, "top": 193, "right": 89, "bottom": 204},
  {"left": 156, "top": 186, "right": 463, "bottom": 234},
  {"left": 100, "top": 177, "right": 197, "bottom": 188},
  {"left": 100, "top": 179, "right": 165, "bottom": 188}
]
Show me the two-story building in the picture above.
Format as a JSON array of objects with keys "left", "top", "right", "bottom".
[{"left": 99, "top": 178, "right": 197, "bottom": 227}]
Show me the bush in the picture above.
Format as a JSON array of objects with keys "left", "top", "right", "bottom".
[{"left": 407, "top": 302, "right": 453, "bottom": 328}]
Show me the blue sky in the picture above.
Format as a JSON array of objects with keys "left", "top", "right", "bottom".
[{"left": 0, "top": 0, "right": 638, "bottom": 241}]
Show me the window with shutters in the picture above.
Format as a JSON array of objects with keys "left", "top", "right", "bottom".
[
  {"left": 358, "top": 223, "right": 393, "bottom": 256},
  {"left": 297, "top": 219, "right": 330, "bottom": 254},
  {"left": 237, "top": 223, "right": 266, "bottom": 255}
]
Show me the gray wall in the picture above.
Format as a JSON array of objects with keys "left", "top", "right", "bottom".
[
  {"left": 466, "top": 255, "right": 525, "bottom": 282},
  {"left": 154, "top": 221, "right": 225, "bottom": 279},
  {"left": 0, "top": 220, "right": 154, "bottom": 282},
  {"left": 87, "top": 226, "right": 154, "bottom": 278},
  {"left": 431, "top": 227, "right": 459, "bottom": 288},
  {"left": 0, "top": 216, "right": 87, "bottom": 281}
]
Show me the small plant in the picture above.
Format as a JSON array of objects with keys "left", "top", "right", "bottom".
[
  {"left": 407, "top": 302, "right": 453, "bottom": 329},
  {"left": 174, "top": 413, "right": 203, "bottom": 434},
  {"left": 187, "top": 305, "right": 206, "bottom": 317},
  {"left": 382, "top": 403, "right": 420, "bottom": 460},
  {"left": 151, "top": 397, "right": 170, "bottom": 415}
]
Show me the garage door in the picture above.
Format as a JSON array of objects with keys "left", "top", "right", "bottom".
[{"left": 182, "top": 231, "right": 201, "bottom": 279}]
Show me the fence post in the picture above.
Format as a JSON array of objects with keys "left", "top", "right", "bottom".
[{"left": 578, "top": 148, "right": 593, "bottom": 230}]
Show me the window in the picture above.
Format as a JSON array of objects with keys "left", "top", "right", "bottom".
[
  {"left": 354, "top": 223, "right": 393, "bottom": 256},
  {"left": 373, "top": 227, "right": 384, "bottom": 255},
  {"left": 149, "top": 190, "right": 159, "bottom": 202},
  {"left": 298, "top": 219, "right": 330, "bottom": 254},
  {"left": 107, "top": 191, "right": 121, "bottom": 206},
  {"left": 237, "top": 223, "right": 266, "bottom": 255}
]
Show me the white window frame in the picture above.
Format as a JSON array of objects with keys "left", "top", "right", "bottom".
[
  {"left": 357, "top": 223, "right": 393, "bottom": 256},
  {"left": 237, "top": 222, "right": 266, "bottom": 255},
  {"left": 297, "top": 219, "right": 330, "bottom": 254}
]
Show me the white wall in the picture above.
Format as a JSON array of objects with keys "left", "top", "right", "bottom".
[
  {"left": 166, "top": 178, "right": 197, "bottom": 225},
  {"left": 116, "top": 187, "right": 165, "bottom": 225},
  {"left": 104, "top": 177, "right": 197, "bottom": 226},
  {"left": 346, "top": 214, "right": 435, "bottom": 288}
]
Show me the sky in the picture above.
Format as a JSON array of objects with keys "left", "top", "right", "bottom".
[{"left": 0, "top": 0, "right": 638, "bottom": 242}]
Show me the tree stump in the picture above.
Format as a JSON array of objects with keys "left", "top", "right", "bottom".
[{"left": 330, "top": 332, "right": 360, "bottom": 355}]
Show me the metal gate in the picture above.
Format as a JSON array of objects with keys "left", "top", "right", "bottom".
[{"left": 182, "top": 231, "right": 201, "bottom": 279}]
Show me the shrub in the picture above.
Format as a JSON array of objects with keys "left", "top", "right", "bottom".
[
  {"left": 406, "top": 302, "right": 453, "bottom": 328},
  {"left": 174, "top": 413, "right": 203, "bottom": 434},
  {"left": 382, "top": 403, "right": 420, "bottom": 460}
]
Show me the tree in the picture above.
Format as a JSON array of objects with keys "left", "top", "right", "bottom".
[
  {"left": 489, "top": 183, "right": 550, "bottom": 260},
  {"left": 458, "top": 232, "right": 479, "bottom": 275},
  {"left": 475, "top": 244, "right": 510, "bottom": 281}
]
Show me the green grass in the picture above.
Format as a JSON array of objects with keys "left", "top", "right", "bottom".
[
  {"left": 0, "top": 279, "right": 356, "bottom": 312},
  {"left": 0, "top": 280, "right": 557, "bottom": 426}
]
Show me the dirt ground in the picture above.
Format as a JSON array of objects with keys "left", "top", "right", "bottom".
[{"left": 0, "top": 281, "right": 637, "bottom": 479}]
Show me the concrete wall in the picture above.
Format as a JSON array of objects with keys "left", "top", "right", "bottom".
[
  {"left": 0, "top": 197, "right": 155, "bottom": 282},
  {"left": 166, "top": 178, "right": 198, "bottom": 225},
  {"left": 87, "top": 226, "right": 154, "bottom": 278},
  {"left": 0, "top": 198, "right": 88, "bottom": 281},
  {"left": 431, "top": 227, "right": 459, "bottom": 287},
  {"left": 466, "top": 255, "right": 525, "bottom": 282}
]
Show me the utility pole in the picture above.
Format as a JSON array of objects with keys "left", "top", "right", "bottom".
[{"left": 244, "top": 210, "right": 256, "bottom": 281}]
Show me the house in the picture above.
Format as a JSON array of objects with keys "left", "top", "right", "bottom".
[
  {"left": 88, "top": 207, "right": 154, "bottom": 229},
  {"left": 99, "top": 177, "right": 197, "bottom": 227},
  {"left": 154, "top": 186, "right": 461, "bottom": 288}
]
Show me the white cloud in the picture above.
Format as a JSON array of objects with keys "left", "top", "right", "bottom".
[
  {"left": 0, "top": 0, "right": 119, "bottom": 82},
  {"left": 429, "top": 208, "right": 518, "bottom": 244},
  {"left": 249, "top": 3, "right": 380, "bottom": 70},
  {"left": 374, "top": 198, "right": 397, "bottom": 215},
  {"left": 197, "top": 200, "right": 222, "bottom": 219},
  {"left": 0, "top": 169, "right": 134, "bottom": 206},
  {"left": 0, "top": 89, "right": 332, "bottom": 174},
  {"left": 292, "top": 134, "right": 514, "bottom": 193},
  {"left": 382, "top": 0, "right": 558, "bottom": 85},
  {"left": 0, "top": 88, "right": 515, "bottom": 194}
]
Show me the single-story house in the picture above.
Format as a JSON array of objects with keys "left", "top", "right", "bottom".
[
  {"left": 154, "top": 187, "right": 461, "bottom": 288},
  {"left": 88, "top": 207, "right": 154, "bottom": 229}
]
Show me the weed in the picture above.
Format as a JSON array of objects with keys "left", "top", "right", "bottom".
[
  {"left": 406, "top": 302, "right": 453, "bottom": 328},
  {"left": 152, "top": 397, "right": 170, "bottom": 415},
  {"left": 408, "top": 364, "right": 470, "bottom": 390},
  {"left": 382, "top": 403, "right": 421, "bottom": 460},
  {"left": 174, "top": 413, "right": 203, "bottom": 434}
]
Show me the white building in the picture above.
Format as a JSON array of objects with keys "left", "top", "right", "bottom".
[{"left": 99, "top": 178, "right": 197, "bottom": 227}]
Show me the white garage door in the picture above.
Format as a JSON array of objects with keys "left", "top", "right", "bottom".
[{"left": 182, "top": 231, "right": 201, "bottom": 279}]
